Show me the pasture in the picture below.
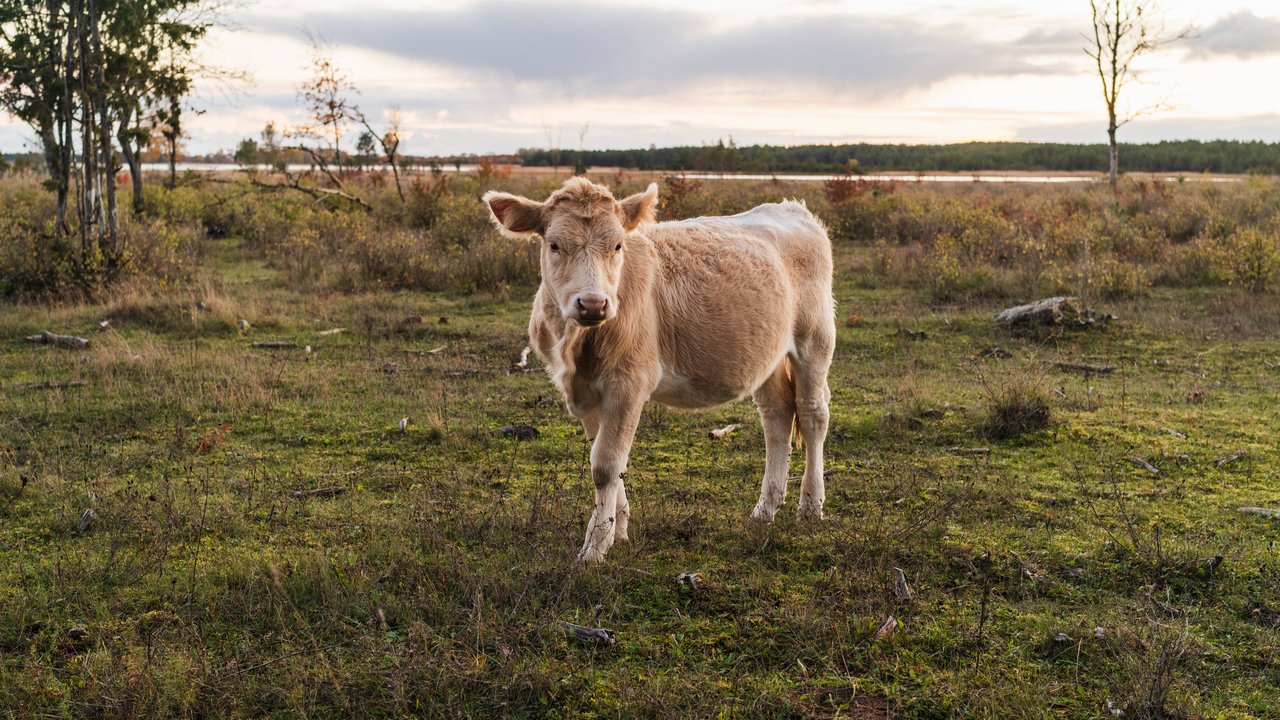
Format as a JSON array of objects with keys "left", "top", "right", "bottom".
[{"left": 2, "top": 172, "right": 1279, "bottom": 718}]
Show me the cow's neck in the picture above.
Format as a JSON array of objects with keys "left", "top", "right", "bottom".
[{"left": 542, "top": 232, "right": 658, "bottom": 394}]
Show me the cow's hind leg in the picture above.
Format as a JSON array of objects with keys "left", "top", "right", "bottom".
[
  {"left": 793, "top": 330, "right": 834, "bottom": 521},
  {"left": 751, "top": 361, "right": 796, "bottom": 523},
  {"left": 579, "top": 393, "right": 644, "bottom": 563}
]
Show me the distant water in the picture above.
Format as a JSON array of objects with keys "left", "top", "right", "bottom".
[
  {"left": 681, "top": 172, "right": 1097, "bottom": 183},
  {"left": 677, "top": 172, "right": 1240, "bottom": 184},
  {"left": 139, "top": 164, "right": 1239, "bottom": 184},
  {"left": 140, "top": 163, "right": 483, "bottom": 174}
]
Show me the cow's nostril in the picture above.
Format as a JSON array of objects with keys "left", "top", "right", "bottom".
[{"left": 577, "top": 295, "right": 608, "bottom": 316}]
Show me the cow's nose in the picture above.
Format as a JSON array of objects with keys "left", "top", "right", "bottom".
[{"left": 576, "top": 294, "right": 608, "bottom": 321}]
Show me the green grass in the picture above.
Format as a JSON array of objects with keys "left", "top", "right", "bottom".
[{"left": 2, "top": 232, "right": 1279, "bottom": 718}]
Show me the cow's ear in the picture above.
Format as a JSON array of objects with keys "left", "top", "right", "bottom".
[
  {"left": 483, "top": 191, "right": 545, "bottom": 238},
  {"left": 619, "top": 182, "right": 658, "bottom": 231}
]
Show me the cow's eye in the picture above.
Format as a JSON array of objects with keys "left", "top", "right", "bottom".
[
  {"left": 549, "top": 242, "right": 560, "bottom": 252},
  {"left": 614, "top": 243, "right": 622, "bottom": 252}
]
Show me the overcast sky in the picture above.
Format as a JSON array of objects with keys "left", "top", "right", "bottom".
[{"left": 5, "top": 0, "right": 1280, "bottom": 155}]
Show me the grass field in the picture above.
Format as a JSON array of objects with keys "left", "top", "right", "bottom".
[{"left": 2, "top": 176, "right": 1279, "bottom": 718}]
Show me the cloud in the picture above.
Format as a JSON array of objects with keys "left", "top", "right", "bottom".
[
  {"left": 1185, "top": 11, "right": 1280, "bottom": 60},
  {"left": 1011, "top": 28, "right": 1084, "bottom": 54},
  {"left": 1015, "top": 114, "right": 1280, "bottom": 143},
  {"left": 247, "top": 2, "right": 1069, "bottom": 101}
]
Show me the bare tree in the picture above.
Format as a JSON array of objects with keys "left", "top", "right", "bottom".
[
  {"left": 353, "top": 105, "right": 406, "bottom": 202},
  {"left": 245, "top": 40, "right": 377, "bottom": 213},
  {"left": 543, "top": 123, "right": 563, "bottom": 177},
  {"left": 297, "top": 34, "right": 355, "bottom": 170},
  {"left": 574, "top": 122, "right": 589, "bottom": 175},
  {"left": 1085, "top": 0, "right": 1189, "bottom": 190}
]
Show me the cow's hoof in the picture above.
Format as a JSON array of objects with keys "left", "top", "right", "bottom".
[
  {"left": 577, "top": 545, "right": 609, "bottom": 564},
  {"left": 797, "top": 505, "right": 824, "bottom": 522},
  {"left": 750, "top": 505, "right": 777, "bottom": 524}
]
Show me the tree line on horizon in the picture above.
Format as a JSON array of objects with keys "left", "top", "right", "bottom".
[{"left": 516, "top": 139, "right": 1280, "bottom": 176}]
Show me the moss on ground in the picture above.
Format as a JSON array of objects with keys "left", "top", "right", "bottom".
[{"left": 1, "top": 233, "right": 1278, "bottom": 719}]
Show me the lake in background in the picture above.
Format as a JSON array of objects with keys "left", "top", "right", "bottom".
[{"left": 139, "top": 163, "right": 1240, "bottom": 184}]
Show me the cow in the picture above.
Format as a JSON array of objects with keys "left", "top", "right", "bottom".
[{"left": 483, "top": 178, "right": 835, "bottom": 563}]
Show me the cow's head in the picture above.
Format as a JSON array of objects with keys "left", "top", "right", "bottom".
[{"left": 484, "top": 178, "right": 658, "bottom": 327}]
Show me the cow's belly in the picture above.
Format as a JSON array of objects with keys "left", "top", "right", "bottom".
[
  {"left": 650, "top": 335, "right": 791, "bottom": 409},
  {"left": 650, "top": 368, "right": 740, "bottom": 408}
]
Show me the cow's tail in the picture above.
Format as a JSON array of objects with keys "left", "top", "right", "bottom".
[{"left": 786, "top": 357, "right": 804, "bottom": 450}]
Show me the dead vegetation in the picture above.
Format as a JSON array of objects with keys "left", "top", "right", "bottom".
[{"left": 0, "top": 174, "right": 1277, "bottom": 718}]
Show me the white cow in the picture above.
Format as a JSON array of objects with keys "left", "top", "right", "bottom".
[{"left": 484, "top": 178, "right": 835, "bottom": 562}]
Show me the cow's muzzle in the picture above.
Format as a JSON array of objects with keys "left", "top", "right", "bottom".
[{"left": 572, "top": 294, "right": 610, "bottom": 326}]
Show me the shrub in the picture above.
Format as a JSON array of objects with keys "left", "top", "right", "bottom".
[
  {"left": 659, "top": 174, "right": 708, "bottom": 220},
  {"left": 1216, "top": 226, "right": 1280, "bottom": 293},
  {"left": 0, "top": 180, "right": 206, "bottom": 297},
  {"left": 406, "top": 175, "right": 449, "bottom": 230},
  {"left": 974, "top": 362, "right": 1052, "bottom": 440},
  {"left": 822, "top": 174, "right": 896, "bottom": 204}
]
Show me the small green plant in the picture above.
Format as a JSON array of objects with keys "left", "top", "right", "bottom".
[{"left": 973, "top": 361, "right": 1052, "bottom": 440}]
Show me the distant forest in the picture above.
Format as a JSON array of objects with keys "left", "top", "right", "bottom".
[{"left": 517, "top": 140, "right": 1280, "bottom": 175}]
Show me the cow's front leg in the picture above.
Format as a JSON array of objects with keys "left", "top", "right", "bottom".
[
  {"left": 578, "top": 393, "right": 644, "bottom": 564},
  {"left": 577, "top": 407, "right": 601, "bottom": 442},
  {"left": 614, "top": 474, "right": 631, "bottom": 543}
]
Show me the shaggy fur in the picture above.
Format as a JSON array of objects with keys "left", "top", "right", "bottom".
[{"left": 484, "top": 178, "right": 835, "bottom": 563}]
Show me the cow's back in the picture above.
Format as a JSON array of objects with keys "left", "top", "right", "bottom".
[
  {"left": 644, "top": 202, "right": 831, "bottom": 408},
  {"left": 683, "top": 201, "right": 832, "bottom": 294}
]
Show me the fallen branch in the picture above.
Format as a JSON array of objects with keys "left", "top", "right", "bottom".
[
  {"left": 676, "top": 572, "right": 702, "bottom": 593},
  {"left": 874, "top": 615, "right": 898, "bottom": 641},
  {"left": 1127, "top": 457, "right": 1160, "bottom": 475},
  {"left": 993, "top": 296, "right": 1112, "bottom": 329},
  {"left": 25, "top": 330, "right": 89, "bottom": 348},
  {"left": 317, "top": 327, "right": 346, "bottom": 336},
  {"left": 251, "top": 341, "right": 297, "bottom": 349},
  {"left": 292, "top": 486, "right": 346, "bottom": 499},
  {"left": 558, "top": 620, "right": 615, "bottom": 648},
  {"left": 1160, "top": 427, "right": 1187, "bottom": 439},
  {"left": 15, "top": 379, "right": 87, "bottom": 391},
  {"left": 1052, "top": 361, "right": 1116, "bottom": 375},
  {"left": 497, "top": 424, "right": 539, "bottom": 440},
  {"left": 1214, "top": 450, "right": 1247, "bottom": 467},
  {"left": 398, "top": 344, "right": 448, "bottom": 356},
  {"left": 947, "top": 447, "right": 990, "bottom": 456},
  {"left": 709, "top": 423, "right": 743, "bottom": 439},
  {"left": 1238, "top": 507, "right": 1280, "bottom": 519},
  {"left": 893, "top": 567, "right": 913, "bottom": 602},
  {"left": 75, "top": 508, "right": 97, "bottom": 533}
]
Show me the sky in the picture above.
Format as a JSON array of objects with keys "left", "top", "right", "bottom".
[{"left": 5, "top": 0, "right": 1280, "bottom": 155}]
